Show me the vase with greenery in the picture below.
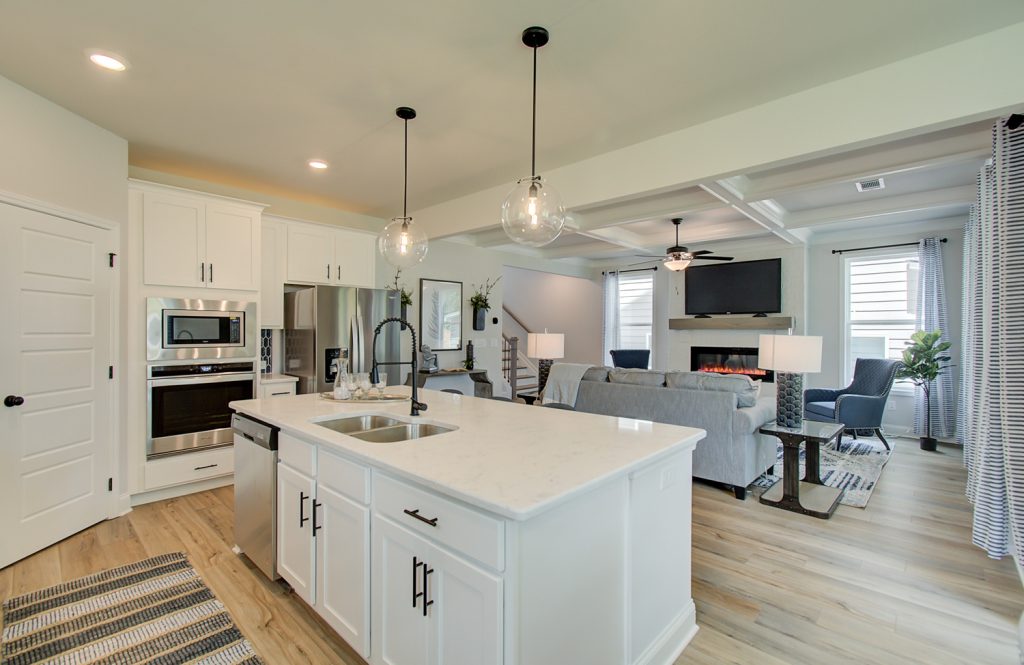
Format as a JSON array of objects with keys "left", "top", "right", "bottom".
[
  {"left": 897, "top": 329, "right": 952, "bottom": 451},
  {"left": 469, "top": 276, "right": 500, "bottom": 331},
  {"left": 388, "top": 269, "right": 414, "bottom": 328}
]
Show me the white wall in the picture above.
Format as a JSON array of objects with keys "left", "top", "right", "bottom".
[
  {"left": 501, "top": 267, "right": 604, "bottom": 365},
  {"left": 806, "top": 223, "right": 965, "bottom": 436},
  {"left": 0, "top": 74, "right": 128, "bottom": 223}
]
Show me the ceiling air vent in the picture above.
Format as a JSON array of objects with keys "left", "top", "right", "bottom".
[{"left": 855, "top": 177, "right": 885, "bottom": 192}]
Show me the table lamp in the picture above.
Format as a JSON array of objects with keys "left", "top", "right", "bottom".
[
  {"left": 527, "top": 330, "right": 564, "bottom": 394},
  {"left": 758, "top": 334, "right": 822, "bottom": 428}
]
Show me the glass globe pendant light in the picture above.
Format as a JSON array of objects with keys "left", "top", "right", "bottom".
[
  {"left": 378, "top": 106, "right": 428, "bottom": 268},
  {"left": 501, "top": 26, "right": 565, "bottom": 248}
]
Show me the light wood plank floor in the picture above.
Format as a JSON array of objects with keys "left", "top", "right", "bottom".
[{"left": 1, "top": 439, "right": 1020, "bottom": 664}]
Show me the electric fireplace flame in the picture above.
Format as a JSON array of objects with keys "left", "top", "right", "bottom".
[
  {"left": 697, "top": 364, "right": 768, "bottom": 377},
  {"left": 690, "top": 346, "right": 774, "bottom": 383}
]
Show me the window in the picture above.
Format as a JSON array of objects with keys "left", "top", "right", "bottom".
[
  {"left": 616, "top": 272, "right": 654, "bottom": 366},
  {"left": 844, "top": 252, "right": 918, "bottom": 386}
]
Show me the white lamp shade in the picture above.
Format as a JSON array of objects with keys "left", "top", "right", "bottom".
[
  {"left": 663, "top": 256, "right": 692, "bottom": 271},
  {"left": 758, "top": 334, "right": 822, "bottom": 373},
  {"left": 527, "top": 332, "right": 564, "bottom": 359}
]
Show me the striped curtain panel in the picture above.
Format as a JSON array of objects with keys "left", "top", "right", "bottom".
[
  {"left": 914, "top": 237, "right": 955, "bottom": 438},
  {"left": 962, "top": 119, "right": 1024, "bottom": 560},
  {"left": 602, "top": 271, "right": 620, "bottom": 366}
]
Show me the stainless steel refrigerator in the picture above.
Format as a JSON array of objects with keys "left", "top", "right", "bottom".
[{"left": 284, "top": 286, "right": 402, "bottom": 394}]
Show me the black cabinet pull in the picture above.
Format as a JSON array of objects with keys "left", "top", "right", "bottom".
[
  {"left": 209, "top": 263, "right": 214, "bottom": 283},
  {"left": 403, "top": 508, "right": 438, "bottom": 527},
  {"left": 312, "top": 500, "right": 322, "bottom": 536},
  {"left": 326, "top": 264, "right": 330, "bottom": 279},
  {"left": 4, "top": 395, "right": 25, "bottom": 408},
  {"left": 200, "top": 262, "right": 205, "bottom": 282},
  {"left": 193, "top": 463, "right": 218, "bottom": 471},
  {"left": 422, "top": 563, "right": 434, "bottom": 617},
  {"left": 412, "top": 556, "right": 424, "bottom": 608},
  {"left": 336, "top": 265, "right": 340, "bottom": 280},
  {"left": 299, "top": 491, "right": 310, "bottom": 527}
]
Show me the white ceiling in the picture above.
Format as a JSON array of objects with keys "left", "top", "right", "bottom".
[{"left": 0, "top": 0, "right": 1020, "bottom": 219}]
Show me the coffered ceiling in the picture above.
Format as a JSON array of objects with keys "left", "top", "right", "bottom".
[{"left": 0, "top": 0, "right": 1020, "bottom": 225}]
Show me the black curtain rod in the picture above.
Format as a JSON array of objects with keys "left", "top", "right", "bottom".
[
  {"left": 602, "top": 266, "right": 659, "bottom": 275},
  {"left": 832, "top": 237, "right": 947, "bottom": 255}
]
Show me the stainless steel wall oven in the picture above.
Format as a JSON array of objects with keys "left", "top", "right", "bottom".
[{"left": 146, "top": 361, "right": 255, "bottom": 458}]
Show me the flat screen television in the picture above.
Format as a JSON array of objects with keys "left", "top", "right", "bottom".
[{"left": 684, "top": 258, "right": 782, "bottom": 315}]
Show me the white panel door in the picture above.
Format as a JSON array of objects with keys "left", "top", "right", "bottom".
[
  {"left": 374, "top": 517, "right": 431, "bottom": 665},
  {"left": 316, "top": 484, "right": 370, "bottom": 657},
  {"left": 206, "top": 203, "right": 259, "bottom": 291},
  {"left": 433, "top": 547, "right": 503, "bottom": 665},
  {"left": 0, "top": 202, "right": 113, "bottom": 568},
  {"left": 277, "top": 463, "right": 316, "bottom": 605},
  {"left": 142, "top": 192, "right": 203, "bottom": 287},
  {"left": 334, "top": 229, "right": 376, "bottom": 288},
  {"left": 287, "top": 224, "right": 334, "bottom": 284},
  {"left": 260, "top": 218, "right": 286, "bottom": 328}
]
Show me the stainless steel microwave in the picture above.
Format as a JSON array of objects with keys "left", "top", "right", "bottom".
[{"left": 147, "top": 298, "right": 257, "bottom": 361}]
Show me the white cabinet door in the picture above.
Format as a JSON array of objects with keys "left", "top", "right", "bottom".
[
  {"left": 432, "top": 545, "right": 503, "bottom": 665},
  {"left": 316, "top": 484, "right": 370, "bottom": 658},
  {"left": 374, "top": 517, "right": 432, "bottom": 665},
  {"left": 278, "top": 463, "right": 316, "bottom": 605},
  {"left": 260, "top": 218, "right": 286, "bottom": 328},
  {"left": 287, "top": 224, "right": 334, "bottom": 284},
  {"left": 143, "top": 192, "right": 203, "bottom": 287},
  {"left": 334, "top": 228, "right": 376, "bottom": 288},
  {"left": 205, "top": 203, "right": 259, "bottom": 291}
]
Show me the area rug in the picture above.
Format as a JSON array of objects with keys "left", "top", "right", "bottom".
[
  {"left": 752, "top": 437, "right": 893, "bottom": 508},
  {"left": 2, "top": 552, "right": 263, "bottom": 665}
]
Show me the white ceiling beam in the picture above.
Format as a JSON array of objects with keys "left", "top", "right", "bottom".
[
  {"left": 739, "top": 130, "right": 990, "bottom": 201},
  {"left": 536, "top": 224, "right": 771, "bottom": 260},
  {"left": 575, "top": 226, "right": 651, "bottom": 251},
  {"left": 783, "top": 185, "right": 975, "bottom": 229},
  {"left": 700, "top": 181, "right": 804, "bottom": 244},
  {"left": 570, "top": 188, "right": 722, "bottom": 231}
]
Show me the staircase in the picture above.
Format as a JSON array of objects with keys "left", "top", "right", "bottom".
[{"left": 502, "top": 306, "right": 540, "bottom": 399}]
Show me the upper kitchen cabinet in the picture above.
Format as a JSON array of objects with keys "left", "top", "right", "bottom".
[
  {"left": 261, "top": 216, "right": 287, "bottom": 329},
  {"left": 287, "top": 221, "right": 376, "bottom": 288},
  {"left": 139, "top": 183, "right": 262, "bottom": 291}
]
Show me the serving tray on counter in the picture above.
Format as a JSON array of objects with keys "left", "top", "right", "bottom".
[{"left": 319, "top": 392, "right": 409, "bottom": 403}]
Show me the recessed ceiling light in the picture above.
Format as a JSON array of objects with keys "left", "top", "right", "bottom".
[
  {"left": 308, "top": 159, "right": 329, "bottom": 170},
  {"left": 86, "top": 50, "right": 128, "bottom": 72}
]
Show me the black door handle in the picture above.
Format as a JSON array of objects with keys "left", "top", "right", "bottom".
[
  {"left": 4, "top": 395, "right": 24, "bottom": 407},
  {"left": 312, "top": 500, "right": 322, "bottom": 536},
  {"left": 422, "top": 563, "right": 434, "bottom": 617},
  {"left": 412, "top": 556, "right": 423, "bottom": 608},
  {"left": 299, "top": 491, "right": 310, "bottom": 527}
]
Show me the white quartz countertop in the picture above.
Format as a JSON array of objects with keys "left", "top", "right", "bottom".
[
  {"left": 260, "top": 373, "right": 299, "bottom": 384},
  {"left": 230, "top": 387, "right": 704, "bottom": 521}
]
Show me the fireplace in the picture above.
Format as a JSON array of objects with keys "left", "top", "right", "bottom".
[{"left": 690, "top": 346, "right": 773, "bottom": 383}]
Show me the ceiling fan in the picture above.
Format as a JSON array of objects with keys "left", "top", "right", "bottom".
[{"left": 629, "top": 218, "right": 733, "bottom": 271}]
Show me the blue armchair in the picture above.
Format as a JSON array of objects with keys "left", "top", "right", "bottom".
[
  {"left": 804, "top": 358, "right": 902, "bottom": 450},
  {"left": 609, "top": 349, "right": 650, "bottom": 369}
]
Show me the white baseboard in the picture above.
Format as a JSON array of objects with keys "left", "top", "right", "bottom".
[
  {"left": 634, "top": 600, "right": 698, "bottom": 665},
  {"left": 130, "top": 476, "right": 234, "bottom": 507}
]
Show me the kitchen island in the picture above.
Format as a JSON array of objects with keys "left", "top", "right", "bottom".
[{"left": 231, "top": 387, "right": 704, "bottom": 665}]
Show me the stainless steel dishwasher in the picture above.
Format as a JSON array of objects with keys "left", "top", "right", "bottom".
[{"left": 232, "top": 413, "right": 280, "bottom": 580}]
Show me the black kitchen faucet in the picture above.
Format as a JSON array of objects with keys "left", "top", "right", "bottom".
[{"left": 370, "top": 317, "right": 427, "bottom": 417}]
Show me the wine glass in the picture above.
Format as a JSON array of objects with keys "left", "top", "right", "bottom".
[
  {"left": 346, "top": 373, "right": 360, "bottom": 400},
  {"left": 373, "top": 375, "right": 387, "bottom": 399}
]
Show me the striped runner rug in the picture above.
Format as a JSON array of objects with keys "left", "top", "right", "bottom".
[
  {"left": 752, "top": 437, "right": 894, "bottom": 508},
  {"left": 2, "top": 552, "right": 264, "bottom": 664}
]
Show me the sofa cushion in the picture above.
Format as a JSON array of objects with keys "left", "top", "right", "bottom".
[
  {"left": 667, "top": 371, "right": 759, "bottom": 407},
  {"left": 582, "top": 366, "right": 610, "bottom": 382},
  {"left": 608, "top": 368, "right": 665, "bottom": 387},
  {"left": 805, "top": 401, "right": 836, "bottom": 419}
]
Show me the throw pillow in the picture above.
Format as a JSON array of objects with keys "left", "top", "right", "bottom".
[
  {"left": 608, "top": 368, "right": 666, "bottom": 387},
  {"left": 583, "top": 367, "right": 611, "bottom": 382},
  {"left": 667, "top": 371, "right": 759, "bottom": 407}
]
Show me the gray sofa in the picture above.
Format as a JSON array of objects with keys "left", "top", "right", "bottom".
[{"left": 571, "top": 367, "right": 777, "bottom": 499}]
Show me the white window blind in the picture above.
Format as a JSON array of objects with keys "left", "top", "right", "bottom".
[
  {"left": 844, "top": 252, "right": 918, "bottom": 384},
  {"left": 617, "top": 272, "right": 653, "bottom": 365}
]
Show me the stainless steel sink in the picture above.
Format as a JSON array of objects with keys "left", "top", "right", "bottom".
[
  {"left": 314, "top": 414, "right": 454, "bottom": 443},
  {"left": 349, "top": 423, "right": 454, "bottom": 443},
  {"left": 315, "top": 415, "right": 401, "bottom": 435}
]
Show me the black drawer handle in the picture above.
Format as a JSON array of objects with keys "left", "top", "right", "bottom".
[
  {"left": 299, "top": 491, "right": 310, "bottom": 527},
  {"left": 194, "top": 464, "right": 218, "bottom": 471},
  {"left": 271, "top": 391, "right": 290, "bottom": 396},
  {"left": 312, "top": 500, "right": 322, "bottom": 536},
  {"left": 403, "top": 508, "right": 438, "bottom": 527}
]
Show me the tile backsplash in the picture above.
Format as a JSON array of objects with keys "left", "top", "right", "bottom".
[{"left": 260, "top": 329, "right": 272, "bottom": 373}]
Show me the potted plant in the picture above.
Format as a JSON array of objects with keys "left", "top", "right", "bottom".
[
  {"left": 388, "top": 269, "right": 414, "bottom": 328},
  {"left": 897, "top": 329, "right": 952, "bottom": 451},
  {"left": 469, "top": 276, "right": 500, "bottom": 331}
]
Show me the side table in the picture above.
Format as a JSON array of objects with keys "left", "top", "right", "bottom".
[{"left": 758, "top": 420, "right": 845, "bottom": 519}]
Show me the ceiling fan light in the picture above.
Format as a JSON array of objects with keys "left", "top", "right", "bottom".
[
  {"left": 501, "top": 176, "right": 565, "bottom": 247},
  {"left": 664, "top": 256, "right": 692, "bottom": 271}
]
